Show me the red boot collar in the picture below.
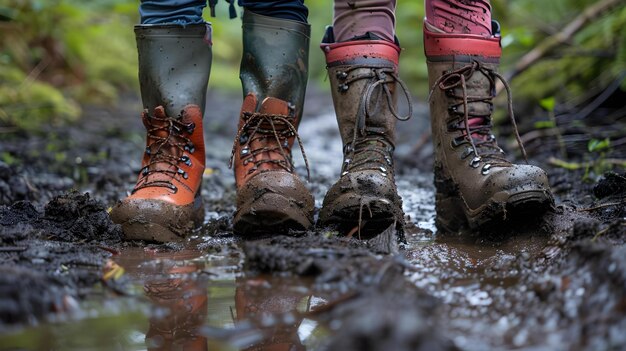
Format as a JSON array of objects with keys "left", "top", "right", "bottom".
[
  {"left": 424, "top": 27, "right": 501, "bottom": 58},
  {"left": 321, "top": 40, "right": 401, "bottom": 66}
]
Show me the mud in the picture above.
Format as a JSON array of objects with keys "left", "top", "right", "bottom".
[
  {"left": 0, "top": 88, "right": 625, "bottom": 350},
  {"left": 0, "top": 192, "right": 121, "bottom": 325}
]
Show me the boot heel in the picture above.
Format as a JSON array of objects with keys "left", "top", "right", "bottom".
[{"left": 435, "top": 191, "right": 470, "bottom": 233}]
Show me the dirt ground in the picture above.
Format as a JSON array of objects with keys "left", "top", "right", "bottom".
[{"left": 1, "top": 88, "right": 625, "bottom": 350}]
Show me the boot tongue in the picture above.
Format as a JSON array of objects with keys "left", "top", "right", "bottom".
[
  {"left": 468, "top": 117, "right": 488, "bottom": 141},
  {"left": 142, "top": 106, "right": 183, "bottom": 178},
  {"left": 142, "top": 106, "right": 178, "bottom": 139},
  {"left": 259, "top": 97, "right": 290, "bottom": 122}
]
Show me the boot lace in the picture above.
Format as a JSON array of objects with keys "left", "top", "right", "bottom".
[
  {"left": 229, "top": 112, "right": 310, "bottom": 179},
  {"left": 133, "top": 111, "right": 196, "bottom": 194},
  {"left": 428, "top": 60, "right": 528, "bottom": 174},
  {"left": 335, "top": 65, "right": 413, "bottom": 176}
]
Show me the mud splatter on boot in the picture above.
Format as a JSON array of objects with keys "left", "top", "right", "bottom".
[
  {"left": 110, "top": 106, "right": 206, "bottom": 242},
  {"left": 110, "top": 24, "right": 211, "bottom": 242},
  {"left": 231, "top": 95, "right": 313, "bottom": 235},
  {"left": 424, "top": 26, "right": 554, "bottom": 233},
  {"left": 231, "top": 11, "right": 313, "bottom": 236},
  {"left": 319, "top": 28, "right": 413, "bottom": 240}
]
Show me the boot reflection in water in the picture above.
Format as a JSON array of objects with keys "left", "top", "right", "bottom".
[
  {"left": 235, "top": 277, "right": 308, "bottom": 351},
  {"left": 423, "top": 0, "right": 554, "bottom": 232},
  {"left": 144, "top": 263, "right": 208, "bottom": 350}
]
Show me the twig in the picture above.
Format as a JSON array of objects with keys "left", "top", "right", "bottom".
[
  {"left": 506, "top": 0, "right": 623, "bottom": 81},
  {"left": 591, "top": 227, "right": 610, "bottom": 242},
  {"left": 304, "top": 291, "right": 360, "bottom": 317},
  {"left": 548, "top": 157, "right": 626, "bottom": 170},
  {"left": 570, "top": 73, "right": 626, "bottom": 121},
  {"left": 0, "top": 246, "right": 27, "bottom": 252},
  {"left": 97, "top": 245, "right": 120, "bottom": 255},
  {"left": 578, "top": 200, "right": 625, "bottom": 212},
  {"left": 410, "top": 131, "right": 431, "bottom": 154}
]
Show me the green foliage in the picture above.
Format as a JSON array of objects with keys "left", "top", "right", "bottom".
[
  {"left": 501, "top": 0, "right": 626, "bottom": 102},
  {"left": 539, "top": 97, "right": 556, "bottom": 112},
  {"left": 584, "top": 138, "right": 613, "bottom": 181},
  {"left": 587, "top": 138, "right": 611, "bottom": 153},
  {"left": 0, "top": 66, "right": 80, "bottom": 131},
  {"left": 2, "top": 0, "right": 623, "bottom": 132},
  {"left": 0, "top": 0, "right": 138, "bottom": 132}
]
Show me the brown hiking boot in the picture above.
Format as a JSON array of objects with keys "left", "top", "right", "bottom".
[
  {"left": 110, "top": 24, "right": 211, "bottom": 242},
  {"left": 110, "top": 105, "right": 206, "bottom": 241},
  {"left": 318, "top": 30, "right": 413, "bottom": 239},
  {"left": 231, "top": 94, "right": 313, "bottom": 235},
  {"left": 424, "top": 26, "right": 554, "bottom": 232},
  {"left": 230, "top": 11, "right": 314, "bottom": 236}
]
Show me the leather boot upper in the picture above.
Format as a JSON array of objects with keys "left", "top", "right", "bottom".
[
  {"left": 424, "top": 26, "right": 553, "bottom": 229},
  {"left": 319, "top": 35, "right": 413, "bottom": 238},
  {"left": 231, "top": 11, "right": 314, "bottom": 235},
  {"left": 110, "top": 105, "right": 206, "bottom": 241}
]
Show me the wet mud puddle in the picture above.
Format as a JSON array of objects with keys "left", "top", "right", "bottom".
[
  {"left": 0, "top": 238, "right": 333, "bottom": 350},
  {"left": 0, "top": 222, "right": 552, "bottom": 351}
]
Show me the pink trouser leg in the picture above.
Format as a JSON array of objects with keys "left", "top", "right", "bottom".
[
  {"left": 424, "top": 0, "right": 492, "bottom": 36},
  {"left": 333, "top": 0, "right": 397, "bottom": 43}
]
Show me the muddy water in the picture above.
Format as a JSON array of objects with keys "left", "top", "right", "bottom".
[
  {"left": 1, "top": 240, "right": 329, "bottom": 350},
  {"left": 1, "top": 181, "right": 553, "bottom": 351}
]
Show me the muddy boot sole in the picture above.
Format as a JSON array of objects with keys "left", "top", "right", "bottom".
[
  {"left": 320, "top": 195, "right": 400, "bottom": 240},
  {"left": 233, "top": 192, "right": 313, "bottom": 236},
  {"left": 436, "top": 187, "right": 554, "bottom": 234},
  {"left": 111, "top": 196, "right": 204, "bottom": 242}
]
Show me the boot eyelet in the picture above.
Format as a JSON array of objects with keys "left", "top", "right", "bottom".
[
  {"left": 341, "top": 171, "right": 349, "bottom": 176},
  {"left": 170, "top": 184, "right": 178, "bottom": 193},
  {"left": 282, "top": 140, "right": 289, "bottom": 148},
  {"left": 177, "top": 168, "right": 188, "bottom": 179},
  {"left": 481, "top": 164, "right": 492, "bottom": 175},
  {"left": 338, "top": 84, "right": 349, "bottom": 92},
  {"left": 241, "top": 147, "right": 250, "bottom": 156},
  {"left": 141, "top": 166, "right": 149, "bottom": 176},
  {"left": 336, "top": 71, "right": 348, "bottom": 80},
  {"left": 186, "top": 123, "right": 195, "bottom": 134},
  {"left": 461, "top": 147, "right": 474, "bottom": 159},
  {"left": 184, "top": 143, "right": 195, "bottom": 153},
  {"left": 447, "top": 121, "right": 458, "bottom": 131},
  {"left": 384, "top": 156, "right": 393, "bottom": 166},
  {"left": 451, "top": 136, "right": 467, "bottom": 147},
  {"left": 379, "top": 166, "right": 387, "bottom": 173},
  {"left": 180, "top": 155, "right": 192, "bottom": 166},
  {"left": 145, "top": 146, "right": 151, "bottom": 155},
  {"left": 239, "top": 133, "right": 249, "bottom": 144},
  {"left": 470, "top": 156, "right": 481, "bottom": 168}
]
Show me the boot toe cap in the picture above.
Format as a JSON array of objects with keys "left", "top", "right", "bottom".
[
  {"left": 110, "top": 198, "right": 203, "bottom": 242},
  {"left": 234, "top": 171, "right": 314, "bottom": 235}
]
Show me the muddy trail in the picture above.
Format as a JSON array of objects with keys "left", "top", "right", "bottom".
[{"left": 1, "top": 89, "right": 625, "bottom": 350}]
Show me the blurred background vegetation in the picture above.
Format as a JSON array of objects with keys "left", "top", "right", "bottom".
[{"left": 1, "top": 0, "right": 625, "bottom": 134}]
